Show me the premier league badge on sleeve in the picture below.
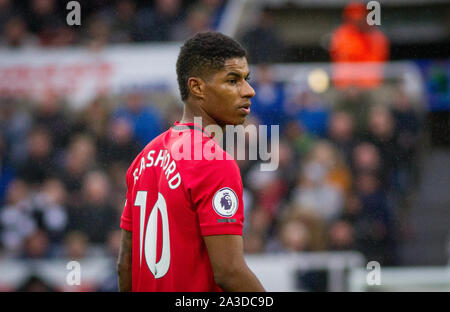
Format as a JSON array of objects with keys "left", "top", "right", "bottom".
[{"left": 212, "top": 187, "right": 238, "bottom": 218}]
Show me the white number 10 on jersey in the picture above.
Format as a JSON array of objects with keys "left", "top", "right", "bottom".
[{"left": 135, "top": 191, "right": 171, "bottom": 279}]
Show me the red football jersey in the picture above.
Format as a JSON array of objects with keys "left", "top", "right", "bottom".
[{"left": 120, "top": 121, "right": 244, "bottom": 292}]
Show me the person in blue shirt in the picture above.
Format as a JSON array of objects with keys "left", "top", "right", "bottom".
[
  {"left": 250, "top": 65, "right": 286, "bottom": 131},
  {"left": 284, "top": 88, "right": 330, "bottom": 138},
  {"left": 113, "top": 92, "right": 163, "bottom": 148}
]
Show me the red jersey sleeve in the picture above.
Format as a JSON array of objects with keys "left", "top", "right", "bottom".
[
  {"left": 120, "top": 168, "right": 133, "bottom": 232},
  {"left": 186, "top": 157, "right": 244, "bottom": 237}
]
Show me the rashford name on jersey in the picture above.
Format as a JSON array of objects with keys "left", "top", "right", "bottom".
[
  {"left": 132, "top": 148, "right": 181, "bottom": 190},
  {"left": 121, "top": 122, "right": 245, "bottom": 291}
]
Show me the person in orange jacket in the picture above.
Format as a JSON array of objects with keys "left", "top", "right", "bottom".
[{"left": 330, "top": 1, "right": 390, "bottom": 89}]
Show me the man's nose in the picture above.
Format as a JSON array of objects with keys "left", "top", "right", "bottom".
[{"left": 242, "top": 80, "right": 255, "bottom": 98}]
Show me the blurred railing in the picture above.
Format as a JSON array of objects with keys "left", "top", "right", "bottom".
[
  {"left": 0, "top": 256, "right": 114, "bottom": 291},
  {"left": 2, "top": 252, "right": 449, "bottom": 291},
  {"left": 245, "top": 251, "right": 366, "bottom": 291},
  {"left": 0, "top": 252, "right": 365, "bottom": 292},
  {"left": 349, "top": 266, "right": 450, "bottom": 291}
]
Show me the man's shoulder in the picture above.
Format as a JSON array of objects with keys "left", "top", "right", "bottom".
[
  {"left": 178, "top": 154, "right": 241, "bottom": 186},
  {"left": 178, "top": 135, "right": 238, "bottom": 168}
]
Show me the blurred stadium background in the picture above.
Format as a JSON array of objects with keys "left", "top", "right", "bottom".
[{"left": 0, "top": 0, "right": 449, "bottom": 291}]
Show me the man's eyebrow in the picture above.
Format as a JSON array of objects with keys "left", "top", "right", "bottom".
[{"left": 225, "top": 71, "right": 251, "bottom": 78}]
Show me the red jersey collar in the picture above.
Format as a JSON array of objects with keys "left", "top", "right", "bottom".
[{"left": 172, "top": 121, "right": 216, "bottom": 141}]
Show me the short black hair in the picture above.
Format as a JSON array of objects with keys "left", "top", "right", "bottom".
[{"left": 176, "top": 32, "right": 247, "bottom": 101}]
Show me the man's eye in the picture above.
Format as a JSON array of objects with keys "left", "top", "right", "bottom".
[{"left": 228, "top": 80, "right": 237, "bottom": 84}]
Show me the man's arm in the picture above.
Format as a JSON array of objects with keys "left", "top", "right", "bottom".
[
  {"left": 117, "top": 229, "right": 132, "bottom": 292},
  {"left": 203, "top": 235, "right": 265, "bottom": 292}
]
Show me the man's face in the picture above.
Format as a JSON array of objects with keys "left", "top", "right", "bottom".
[{"left": 201, "top": 57, "right": 255, "bottom": 127}]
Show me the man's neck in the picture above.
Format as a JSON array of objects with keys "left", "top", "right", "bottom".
[{"left": 179, "top": 101, "right": 225, "bottom": 134}]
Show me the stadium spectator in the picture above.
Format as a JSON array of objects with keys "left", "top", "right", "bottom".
[
  {"left": 82, "top": 14, "right": 112, "bottom": 50},
  {"left": 282, "top": 120, "right": 317, "bottom": 160},
  {"left": 105, "top": 163, "right": 129, "bottom": 225},
  {"left": 196, "top": 0, "right": 226, "bottom": 30},
  {"left": 96, "top": 230, "right": 122, "bottom": 292},
  {"left": 250, "top": 65, "right": 286, "bottom": 129},
  {"left": 333, "top": 87, "right": 373, "bottom": 135},
  {"left": 391, "top": 89, "right": 421, "bottom": 196},
  {"left": 308, "top": 141, "right": 352, "bottom": 196},
  {"left": 0, "top": 98, "right": 32, "bottom": 166},
  {"left": 100, "top": 0, "right": 138, "bottom": 44},
  {"left": 284, "top": 206, "right": 327, "bottom": 251},
  {"left": 293, "top": 149, "right": 344, "bottom": 223},
  {"left": 0, "top": 15, "right": 37, "bottom": 48},
  {"left": 0, "top": 134, "right": 15, "bottom": 206},
  {"left": 26, "top": 0, "right": 72, "bottom": 46},
  {"left": 113, "top": 92, "right": 163, "bottom": 147},
  {"left": 0, "top": 177, "right": 67, "bottom": 257},
  {"left": 231, "top": 116, "right": 258, "bottom": 178},
  {"left": 59, "top": 135, "right": 97, "bottom": 201},
  {"left": 66, "top": 171, "right": 117, "bottom": 244},
  {"left": 351, "top": 142, "right": 381, "bottom": 176},
  {"left": 20, "top": 229, "right": 52, "bottom": 259},
  {"left": 172, "top": 5, "right": 212, "bottom": 41},
  {"left": 29, "top": 178, "right": 68, "bottom": 243},
  {"left": 63, "top": 231, "right": 89, "bottom": 260},
  {"left": 329, "top": 1, "right": 390, "bottom": 89},
  {"left": 244, "top": 140, "right": 293, "bottom": 224},
  {"left": 275, "top": 139, "right": 301, "bottom": 199},
  {"left": 327, "top": 220, "right": 355, "bottom": 251},
  {"left": 340, "top": 192, "right": 362, "bottom": 225},
  {"left": 106, "top": 229, "right": 122, "bottom": 259},
  {"left": 243, "top": 229, "right": 266, "bottom": 254},
  {"left": 0, "top": 179, "right": 35, "bottom": 256},
  {"left": 247, "top": 206, "right": 272, "bottom": 240},
  {"left": 72, "top": 96, "right": 112, "bottom": 147},
  {"left": 99, "top": 117, "right": 141, "bottom": 166},
  {"left": 365, "top": 105, "right": 399, "bottom": 190},
  {"left": 353, "top": 170, "right": 398, "bottom": 265},
  {"left": 270, "top": 217, "right": 311, "bottom": 253},
  {"left": 0, "top": 0, "right": 14, "bottom": 30},
  {"left": 245, "top": 163, "right": 280, "bottom": 220},
  {"left": 328, "top": 110, "right": 358, "bottom": 165},
  {"left": 33, "top": 94, "right": 71, "bottom": 152},
  {"left": 18, "top": 126, "right": 54, "bottom": 186},
  {"left": 284, "top": 90, "right": 330, "bottom": 138},
  {"left": 134, "top": 0, "right": 184, "bottom": 42},
  {"left": 240, "top": 7, "right": 286, "bottom": 64}
]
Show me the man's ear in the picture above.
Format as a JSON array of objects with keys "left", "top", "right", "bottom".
[{"left": 187, "top": 77, "right": 205, "bottom": 99}]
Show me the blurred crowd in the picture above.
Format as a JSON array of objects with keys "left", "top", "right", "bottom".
[
  {"left": 0, "top": 0, "right": 227, "bottom": 49},
  {"left": 0, "top": 91, "right": 175, "bottom": 290},
  {"left": 0, "top": 65, "right": 422, "bottom": 289},
  {"left": 240, "top": 67, "right": 422, "bottom": 269}
]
